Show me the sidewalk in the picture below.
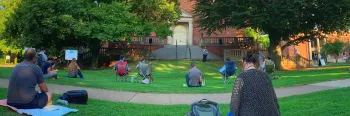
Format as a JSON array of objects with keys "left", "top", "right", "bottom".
[{"left": 1, "top": 78, "right": 349, "bottom": 105}]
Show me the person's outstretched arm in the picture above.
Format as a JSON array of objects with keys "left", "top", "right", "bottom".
[{"left": 230, "top": 77, "right": 244, "bottom": 115}]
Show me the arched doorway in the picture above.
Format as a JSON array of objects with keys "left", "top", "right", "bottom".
[{"left": 173, "top": 25, "right": 187, "bottom": 45}]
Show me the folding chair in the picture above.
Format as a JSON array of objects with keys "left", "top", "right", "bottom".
[
  {"left": 116, "top": 61, "right": 128, "bottom": 82},
  {"left": 138, "top": 62, "right": 152, "bottom": 84},
  {"left": 222, "top": 62, "right": 237, "bottom": 84},
  {"left": 265, "top": 61, "right": 277, "bottom": 80}
]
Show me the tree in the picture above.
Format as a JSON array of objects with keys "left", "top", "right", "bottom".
[
  {"left": 0, "top": 0, "right": 22, "bottom": 56},
  {"left": 194, "top": 0, "right": 350, "bottom": 69},
  {"left": 3, "top": 0, "right": 181, "bottom": 68},
  {"left": 321, "top": 40, "right": 344, "bottom": 63},
  {"left": 242, "top": 27, "right": 269, "bottom": 48}
]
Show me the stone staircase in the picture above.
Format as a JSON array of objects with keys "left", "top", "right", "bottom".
[{"left": 151, "top": 45, "right": 221, "bottom": 60}]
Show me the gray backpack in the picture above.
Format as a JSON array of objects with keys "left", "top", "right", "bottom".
[{"left": 186, "top": 99, "right": 222, "bottom": 116}]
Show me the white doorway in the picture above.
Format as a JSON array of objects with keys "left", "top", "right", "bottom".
[{"left": 173, "top": 25, "right": 187, "bottom": 45}]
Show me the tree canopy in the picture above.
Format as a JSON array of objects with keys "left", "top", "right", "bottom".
[
  {"left": 2, "top": 0, "right": 180, "bottom": 67},
  {"left": 321, "top": 40, "right": 345, "bottom": 63},
  {"left": 0, "top": 0, "right": 21, "bottom": 55},
  {"left": 194, "top": 0, "right": 350, "bottom": 69},
  {"left": 242, "top": 27, "right": 270, "bottom": 48}
]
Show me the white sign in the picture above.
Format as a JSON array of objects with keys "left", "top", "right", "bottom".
[
  {"left": 65, "top": 50, "right": 78, "bottom": 60},
  {"left": 5, "top": 55, "right": 10, "bottom": 60}
]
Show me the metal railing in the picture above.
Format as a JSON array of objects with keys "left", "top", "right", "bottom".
[{"left": 200, "top": 37, "right": 254, "bottom": 46}]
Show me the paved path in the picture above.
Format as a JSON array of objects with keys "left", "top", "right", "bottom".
[{"left": 1, "top": 78, "right": 350, "bottom": 105}]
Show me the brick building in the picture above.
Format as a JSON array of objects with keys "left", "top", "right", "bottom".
[{"left": 282, "top": 33, "right": 350, "bottom": 65}]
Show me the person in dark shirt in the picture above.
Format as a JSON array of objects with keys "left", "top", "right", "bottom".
[
  {"left": 41, "top": 57, "right": 58, "bottom": 79},
  {"left": 7, "top": 48, "right": 52, "bottom": 109},
  {"left": 229, "top": 53, "right": 280, "bottom": 116}
]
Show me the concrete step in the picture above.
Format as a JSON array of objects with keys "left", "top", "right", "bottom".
[{"left": 151, "top": 45, "right": 221, "bottom": 60}]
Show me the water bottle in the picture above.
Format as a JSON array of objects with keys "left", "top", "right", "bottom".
[
  {"left": 57, "top": 99, "right": 69, "bottom": 105},
  {"left": 131, "top": 76, "right": 134, "bottom": 83}
]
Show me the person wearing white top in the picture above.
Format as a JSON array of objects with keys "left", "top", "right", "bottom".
[{"left": 202, "top": 47, "right": 209, "bottom": 62}]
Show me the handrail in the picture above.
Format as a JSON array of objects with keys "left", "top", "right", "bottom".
[
  {"left": 283, "top": 55, "right": 313, "bottom": 67},
  {"left": 200, "top": 37, "right": 254, "bottom": 46}
]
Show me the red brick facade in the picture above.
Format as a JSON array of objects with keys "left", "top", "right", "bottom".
[
  {"left": 283, "top": 33, "right": 350, "bottom": 60},
  {"left": 179, "top": 0, "right": 241, "bottom": 45}
]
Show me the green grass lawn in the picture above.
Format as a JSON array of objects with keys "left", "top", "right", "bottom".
[
  {"left": 0, "top": 61, "right": 349, "bottom": 93},
  {"left": 1, "top": 87, "right": 350, "bottom": 116}
]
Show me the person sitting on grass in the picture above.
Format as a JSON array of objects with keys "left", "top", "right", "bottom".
[
  {"left": 136, "top": 58, "right": 153, "bottom": 81},
  {"left": 184, "top": 62, "right": 204, "bottom": 87},
  {"left": 67, "top": 58, "right": 84, "bottom": 79},
  {"left": 7, "top": 48, "right": 52, "bottom": 109},
  {"left": 41, "top": 57, "right": 58, "bottom": 79}
]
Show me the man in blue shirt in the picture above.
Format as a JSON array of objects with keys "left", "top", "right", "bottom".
[
  {"left": 113, "top": 55, "right": 130, "bottom": 72},
  {"left": 41, "top": 57, "right": 58, "bottom": 79},
  {"left": 7, "top": 48, "right": 52, "bottom": 109}
]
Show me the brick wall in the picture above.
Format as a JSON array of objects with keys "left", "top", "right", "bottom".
[{"left": 179, "top": 0, "right": 241, "bottom": 45}]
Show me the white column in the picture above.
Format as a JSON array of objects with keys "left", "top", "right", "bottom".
[
  {"left": 316, "top": 37, "right": 321, "bottom": 60},
  {"left": 308, "top": 39, "right": 312, "bottom": 60},
  {"left": 188, "top": 21, "right": 193, "bottom": 45}
]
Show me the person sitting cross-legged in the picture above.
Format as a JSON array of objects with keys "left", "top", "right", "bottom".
[
  {"left": 7, "top": 48, "right": 52, "bottom": 109},
  {"left": 184, "top": 62, "right": 204, "bottom": 87},
  {"left": 219, "top": 57, "right": 237, "bottom": 84},
  {"left": 41, "top": 57, "right": 58, "bottom": 79},
  {"left": 67, "top": 58, "right": 84, "bottom": 79}
]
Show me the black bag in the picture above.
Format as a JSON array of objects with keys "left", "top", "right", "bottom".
[{"left": 60, "top": 90, "right": 88, "bottom": 104}]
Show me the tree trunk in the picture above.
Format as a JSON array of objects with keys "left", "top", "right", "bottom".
[
  {"left": 90, "top": 39, "right": 101, "bottom": 69},
  {"left": 267, "top": 30, "right": 282, "bottom": 70},
  {"left": 335, "top": 55, "right": 338, "bottom": 63}
]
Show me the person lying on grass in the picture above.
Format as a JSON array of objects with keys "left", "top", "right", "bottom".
[
  {"left": 184, "top": 62, "right": 204, "bottom": 87},
  {"left": 7, "top": 48, "right": 52, "bottom": 109},
  {"left": 67, "top": 58, "right": 84, "bottom": 79}
]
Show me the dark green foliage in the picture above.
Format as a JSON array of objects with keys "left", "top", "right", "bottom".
[{"left": 194, "top": 0, "right": 350, "bottom": 69}]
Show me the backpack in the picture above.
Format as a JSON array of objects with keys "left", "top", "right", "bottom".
[
  {"left": 187, "top": 99, "right": 222, "bottom": 116},
  {"left": 59, "top": 90, "right": 88, "bottom": 104},
  {"left": 35, "top": 54, "right": 43, "bottom": 67}
]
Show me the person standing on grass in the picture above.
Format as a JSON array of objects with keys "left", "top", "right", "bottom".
[
  {"left": 7, "top": 48, "right": 52, "bottom": 109},
  {"left": 228, "top": 53, "right": 280, "bottom": 116},
  {"left": 202, "top": 47, "right": 209, "bottom": 62}
]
